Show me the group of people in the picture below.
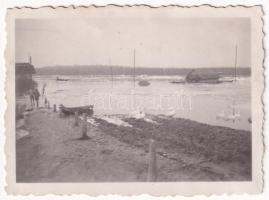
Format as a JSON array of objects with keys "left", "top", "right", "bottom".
[
  {"left": 28, "top": 83, "right": 47, "bottom": 108},
  {"left": 29, "top": 88, "right": 40, "bottom": 108}
]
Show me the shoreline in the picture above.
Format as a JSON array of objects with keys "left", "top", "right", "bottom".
[
  {"left": 33, "top": 74, "right": 251, "bottom": 131},
  {"left": 16, "top": 97, "right": 251, "bottom": 182}
]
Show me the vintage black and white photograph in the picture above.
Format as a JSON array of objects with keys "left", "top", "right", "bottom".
[{"left": 5, "top": 5, "right": 264, "bottom": 195}]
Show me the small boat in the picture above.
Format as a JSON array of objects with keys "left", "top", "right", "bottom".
[
  {"left": 217, "top": 111, "right": 241, "bottom": 122},
  {"left": 169, "top": 80, "right": 186, "bottom": 84},
  {"left": 59, "top": 104, "right": 94, "bottom": 116},
  {"left": 216, "top": 98, "right": 241, "bottom": 122},
  {"left": 195, "top": 79, "right": 222, "bottom": 84},
  {"left": 130, "top": 109, "right": 145, "bottom": 119},
  {"left": 227, "top": 111, "right": 241, "bottom": 122},
  {"left": 56, "top": 77, "right": 69, "bottom": 81},
  {"left": 165, "top": 107, "right": 176, "bottom": 117},
  {"left": 138, "top": 80, "right": 150, "bottom": 87},
  {"left": 221, "top": 79, "right": 234, "bottom": 83}
]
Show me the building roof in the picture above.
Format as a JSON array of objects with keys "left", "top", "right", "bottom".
[{"left": 15, "top": 63, "right": 36, "bottom": 74}]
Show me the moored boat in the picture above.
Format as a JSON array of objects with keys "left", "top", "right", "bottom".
[
  {"left": 59, "top": 104, "right": 94, "bottom": 116},
  {"left": 56, "top": 76, "right": 69, "bottom": 81},
  {"left": 138, "top": 80, "right": 150, "bottom": 87},
  {"left": 169, "top": 80, "right": 186, "bottom": 84}
]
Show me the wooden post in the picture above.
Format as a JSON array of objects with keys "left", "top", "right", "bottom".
[
  {"left": 44, "top": 97, "right": 47, "bottom": 108},
  {"left": 53, "top": 104, "right": 56, "bottom": 112},
  {"left": 147, "top": 139, "right": 157, "bottom": 182},
  {"left": 59, "top": 104, "right": 64, "bottom": 118},
  {"left": 81, "top": 113, "right": 89, "bottom": 139},
  {"left": 47, "top": 101, "right": 50, "bottom": 109},
  {"left": 74, "top": 111, "right": 79, "bottom": 127}
]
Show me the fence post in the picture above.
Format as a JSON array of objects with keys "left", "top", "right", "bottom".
[
  {"left": 74, "top": 111, "right": 79, "bottom": 127},
  {"left": 44, "top": 97, "right": 47, "bottom": 108},
  {"left": 81, "top": 113, "right": 89, "bottom": 139},
  {"left": 147, "top": 139, "right": 157, "bottom": 182},
  {"left": 53, "top": 104, "right": 56, "bottom": 112},
  {"left": 59, "top": 104, "right": 64, "bottom": 118}
]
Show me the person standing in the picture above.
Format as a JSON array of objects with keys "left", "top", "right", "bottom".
[
  {"left": 42, "top": 83, "right": 47, "bottom": 97},
  {"left": 33, "top": 88, "right": 40, "bottom": 108},
  {"left": 29, "top": 89, "right": 35, "bottom": 106}
]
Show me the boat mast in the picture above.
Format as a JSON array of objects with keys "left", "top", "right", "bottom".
[
  {"left": 162, "top": 68, "right": 165, "bottom": 76},
  {"left": 28, "top": 52, "right": 32, "bottom": 64},
  {"left": 133, "top": 49, "right": 136, "bottom": 88},
  {"left": 109, "top": 57, "right": 113, "bottom": 89},
  {"left": 110, "top": 65, "right": 113, "bottom": 89},
  {"left": 233, "top": 45, "right": 238, "bottom": 117},
  {"left": 234, "top": 45, "right": 237, "bottom": 82}
]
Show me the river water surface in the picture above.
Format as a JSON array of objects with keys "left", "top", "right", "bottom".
[{"left": 34, "top": 75, "right": 251, "bottom": 131}]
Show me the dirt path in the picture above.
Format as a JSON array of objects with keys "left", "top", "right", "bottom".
[{"left": 16, "top": 109, "right": 187, "bottom": 182}]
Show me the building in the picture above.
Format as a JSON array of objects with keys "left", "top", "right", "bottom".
[
  {"left": 15, "top": 60, "right": 37, "bottom": 94},
  {"left": 15, "top": 62, "right": 36, "bottom": 80}
]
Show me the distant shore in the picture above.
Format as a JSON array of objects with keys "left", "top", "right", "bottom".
[
  {"left": 16, "top": 97, "right": 251, "bottom": 182},
  {"left": 36, "top": 65, "right": 251, "bottom": 76}
]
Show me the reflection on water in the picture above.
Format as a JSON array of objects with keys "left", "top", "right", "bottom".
[{"left": 34, "top": 75, "right": 251, "bottom": 131}]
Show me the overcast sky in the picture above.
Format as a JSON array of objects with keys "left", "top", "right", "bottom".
[{"left": 15, "top": 17, "right": 250, "bottom": 68}]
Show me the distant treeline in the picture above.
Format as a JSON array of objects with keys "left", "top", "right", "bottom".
[{"left": 36, "top": 65, "right": 251, "bottom": 76}]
